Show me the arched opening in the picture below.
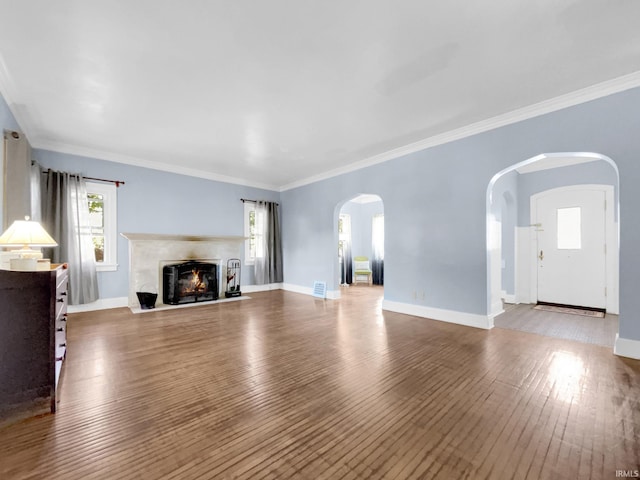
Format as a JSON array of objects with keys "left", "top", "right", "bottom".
[
  {"left": 334, "top": 194, "right": 384, "bottom": 301},
  {"left": 487, "top": 152, "right": 620, "bottom": 349}
]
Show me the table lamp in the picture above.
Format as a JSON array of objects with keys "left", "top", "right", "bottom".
[{"left": 0, "top": 216, "right": 58, "bottom": 271}]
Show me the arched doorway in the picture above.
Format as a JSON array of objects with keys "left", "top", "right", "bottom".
[
  {"left": 486, "top": 152, "right": 620, "bottom": 348},
  {"left": 335, "top": 194, "right": 384, "bottom": 297}
]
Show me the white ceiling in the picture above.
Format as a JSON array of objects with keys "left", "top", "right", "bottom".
[{"left": 1, "top": 1, "right": 640, "bottom": 191}]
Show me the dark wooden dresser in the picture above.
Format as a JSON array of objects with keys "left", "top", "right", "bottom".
[{"left": 0, "top": 264, "right": 69, "bottom": 424}]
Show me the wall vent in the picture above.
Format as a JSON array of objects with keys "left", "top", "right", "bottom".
[{"left": 312, "top": 281, "right": 327, "bottom": 299}]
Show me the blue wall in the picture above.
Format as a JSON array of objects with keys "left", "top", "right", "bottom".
[
  {"left": 517, "top": 160, "right": 618, "bottom": 225},
  {"left": 281, "top": 87, "right": 640, "bottom": 342},
  {"left": 4, "top": 87, "right": 640, "bottom": 344},
  {"left": 32, "top": 150, "right": 280, "bottom": 298}
]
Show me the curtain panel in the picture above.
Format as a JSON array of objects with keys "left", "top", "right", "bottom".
[
  {"left": 41, "top": 169, "right": 99, "bottom": 304},
  {"left": 339, "top": 213, "right": 353, "bottom": 285},
  {"left": 254, "top": 201, "right": 283, "bottom": 285},
  {"left": 372, "top": 214, "right": 384, "bottom": 285}
]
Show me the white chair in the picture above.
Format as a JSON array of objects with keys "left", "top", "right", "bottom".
[{"left": 353, "top": 256, "right": 372, "bottom": 285}]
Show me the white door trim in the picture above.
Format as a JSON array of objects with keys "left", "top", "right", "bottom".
[{"left": 529, "top": 184, "right": 618, "bottom": 313}]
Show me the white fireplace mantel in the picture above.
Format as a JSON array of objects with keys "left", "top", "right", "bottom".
[
  {"left": 121, "top": 233, "right": 247, "bottom": 242},
  {"left": 121, "top": 232, "right": 246, "bottom": 308}
]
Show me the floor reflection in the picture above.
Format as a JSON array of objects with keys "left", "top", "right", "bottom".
[{"left": 548, "top": 350, "right": 586, "bottom": 404}]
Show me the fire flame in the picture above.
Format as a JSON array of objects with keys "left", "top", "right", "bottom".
[{"left": 183, "top": 269, "right": 206, "bottom": 294}]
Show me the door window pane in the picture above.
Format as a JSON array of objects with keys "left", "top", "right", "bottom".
[{"left": 557, "top": 207, "right": 581, "bottom": 249}]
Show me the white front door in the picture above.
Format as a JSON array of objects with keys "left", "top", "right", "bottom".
[{"left": 535, "top": 188, "right": 606, "bottom": 309}]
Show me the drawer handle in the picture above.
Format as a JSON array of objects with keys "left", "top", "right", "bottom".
[
  {"left": 57, "top": 327, "right": 64, "bottom": 332},
  {"left": 57, "top": 298, "right": 65, "bottom": 303},
  {"left": 61, "top": 291, "right": 67, "bottom": 296},
  {"left": 56, "top": 356, "right": 64, "bottom": 361},
  {"left": 59, "top": 343, "right": 66, "bottom": 348}
]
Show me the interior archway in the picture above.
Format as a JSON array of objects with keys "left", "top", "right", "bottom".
[
  {"left": 334, "top": 194, "right": 384, "bottom": 299},
  {"left": 486, "top": 152, "right": 620, "bottom": 349}
]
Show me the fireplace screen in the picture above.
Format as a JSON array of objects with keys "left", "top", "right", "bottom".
[{"left": 163, "top": 261, "right": 219, "bottom": 305}]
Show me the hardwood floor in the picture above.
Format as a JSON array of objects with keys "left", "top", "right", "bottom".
[
  {"left": 1, "top": 286, "right": 639, "bottom": 479},
  {"left": 495, "top": 303, "right": 619, "bottom": 347}
]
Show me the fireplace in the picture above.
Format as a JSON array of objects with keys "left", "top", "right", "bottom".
[{"left": 163, "top": 261, "right": 219, "bottom": 305}]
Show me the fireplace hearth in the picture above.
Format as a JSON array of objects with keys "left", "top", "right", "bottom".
[{"left": 163, "top": 261, "right": 219, "bottom": 305}]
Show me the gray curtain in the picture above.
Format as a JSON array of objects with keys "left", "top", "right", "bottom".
[
  {"left": 254, "top": 201, "right": 283, "bottom": 284},
  {"left": 372, "top": 213, "right": 384, "bottom": 285},
  {"left": 41, "top": 169, "right": 99, "bottom": 304},
  {"left": 341, "top": 240, "right": 353, "bottom": 285}
]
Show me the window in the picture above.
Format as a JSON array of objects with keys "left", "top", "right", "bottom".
[
  {"left": 338, "top": 214, "right": 351, "bottom": 258},
  {"left": 244, "top": 202, "right": 257, "bottom": 265},
  {"left": 557, "top": 207, "right": 581, "bottom": 249},
  {"left": 372, "top": 214, "right": 384, "bottom": 259},
  {"left": 86, "top": 182, "right": 117, "bottom": 271}
]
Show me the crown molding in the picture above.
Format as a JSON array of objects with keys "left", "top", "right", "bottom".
[
  {"left": 31, "top": 138, "right": 281, "bottom": 191},
  {"left": 3, "top": 61, "right": 640, "bottom": 193},
  {"left": 279, "top": 71, "right": 640, "bottom": 191}
]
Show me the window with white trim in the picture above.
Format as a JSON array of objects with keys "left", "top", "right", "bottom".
[
  {"left": 244, "top": 202, "right": 257, "bottom": 265},
  {"left": 86, "top": 182, "right": 118, "bottom": 271}
]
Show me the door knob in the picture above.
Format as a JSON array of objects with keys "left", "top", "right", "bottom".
[{"left": 538, "top": 250, "right": 544, "bottom": 261}]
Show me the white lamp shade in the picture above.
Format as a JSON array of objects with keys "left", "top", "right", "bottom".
[{"left": 0, "top": 218, "right": 58, "bottom": 247}]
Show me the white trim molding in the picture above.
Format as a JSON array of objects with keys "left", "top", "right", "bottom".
[
  {"left": 282, "top": 283, "right": 340, "bottom": 300},
  {"left": 502, "top": 294, "right": 517, "bottom": 304},
  {"left": 68, "top": 296, "right": 128, "bottom": 313},
  {"left": 243, "top": 283, "right": 283, "bottom": 293},
  {"left": 614, "top": 334, "right": 640, "bottom": 360},
  {"left": 382, "top": 300, "right": 494, "bottom": 330},
  {"left": 281, "top": 71, "right": 640, "bottom": 191}
]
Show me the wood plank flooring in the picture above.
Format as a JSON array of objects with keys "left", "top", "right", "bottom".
[
  {"left": 495, "top": 303, "right": 619, "bottom": 347},
  {"left": 0, "top": 286, "right": 639, "bottom": 479}
]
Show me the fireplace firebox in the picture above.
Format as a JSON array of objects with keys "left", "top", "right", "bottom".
[{"left": 162, "top": 261, "right": 219, "bottom": 305}]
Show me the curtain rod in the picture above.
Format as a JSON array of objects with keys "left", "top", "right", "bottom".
[
  {"left": 84, "top": 176, "right": 125, "bottom": 187},
  {"left": 42, "top": 171, "right": 125, "bottom": 187},
  {"left": 241, "top": 198, "right": 279, "bottom": 206}
]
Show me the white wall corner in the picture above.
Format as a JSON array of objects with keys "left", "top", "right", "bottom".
[
  {"left": 382, "top": 300, "right": 494, "bottom": 330},
  {"left": 490, "top": 300, "right": 505, "bottom": 318},
  {"left": 614, "top": 334, "right": 640, "bottom": 360},
  {"left": 68, "top": 296, "right": 129, "bottom": 313},
  {"left": 503, "top": 294, "right": 517, "bottom": 304}
]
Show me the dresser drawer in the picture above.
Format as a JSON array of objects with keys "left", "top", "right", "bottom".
[
  {"left": 55, "top": 329, "right": 66, "bottom": 360},
  {"left": 55, "top": 269, "right": 68, "bottom": 318}
]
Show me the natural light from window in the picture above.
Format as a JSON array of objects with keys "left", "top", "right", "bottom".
[
  {"left": 557, "top": 207, "right": 581, "bottom": 249},
  {"left": 244, "top": 202, "right": 257, "bottom": 265},
  {"left": 86, "top": 182, "right": 117, "bottom": 271}
]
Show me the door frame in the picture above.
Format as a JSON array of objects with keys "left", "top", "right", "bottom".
[{"left": 529, "top": 184, "right": 618, "bottom": 313}]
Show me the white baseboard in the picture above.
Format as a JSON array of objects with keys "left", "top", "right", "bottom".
[
  {"left": 282, "top": 283, "right": 340, "bottom": 299},
  {"left": 614, "top": 334, "right": 640, "bottom": 360},
  {"left": 68, "top": 296, "right": 128, "bottom": 313},
  {"left": 130, "top": 295, "right": 250, "bottom": 314},
  {"left": 242, "top": 283, "right": 283, "bottom": 293},
  {"left": 503, "top": 294, "right": 517, "bottom": 304},
  {"left": 382, "top": 300, "right": 493, "bottom": 330}
]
